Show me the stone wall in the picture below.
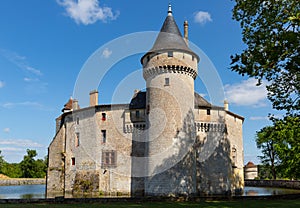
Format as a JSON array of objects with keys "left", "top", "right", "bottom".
[
  {"left": 46, "top": 123, "right": 66, "bottom": 198},
  {"left": 245, "top": 179, "right": 300, "bottom": 189},
  {"left": 0, "top": 178, "right": 45, "bottom": 186}
]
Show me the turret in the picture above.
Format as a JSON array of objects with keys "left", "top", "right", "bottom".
[{"left": 142, "top": 4, "right": 199, "bottom": 196}]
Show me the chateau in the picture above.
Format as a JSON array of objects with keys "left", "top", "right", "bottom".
[{"left": 46, "top": 5, "right": 244, "bottom": 198}]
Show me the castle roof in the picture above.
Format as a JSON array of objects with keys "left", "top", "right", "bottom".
[
  {"left": 141, "top": 4, "right": 199, "bottom": 62},
  {"left": 245, "top": 161, "right": 257, "bottom": 168},
  {"left": 62, "top": 97, "right": 73, "bottom": 112},
  {"left": 129, "top": 91, "right": 214, "bottom": 109},
  {"left": 194, "top": 92, "right": 212, "bottom": 108}
]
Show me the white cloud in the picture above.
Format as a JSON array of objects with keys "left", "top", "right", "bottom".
[
  {"left": 25, "top": 66, "right": 42, "bottom": 76},
  {"left": 249, "top": 116, "right": 269, "bottom": 121},
  {"left": 0, "top": 147, "right": 24, "bottom": 152},
  {"left": 0, "top": 49, "right": 42, "bottom": 76},
  {"left": 57, "top": 0, "right": 119, "bottom": 25},
  {"left": 224, "top": 78, "right": 268, "bottom": 107},
  {"left": 3, "top": 128, "right": 10, "bottom": 133},
  {"left": 0, "top": 139, "right": 43, "bottom": 148},
  {"left": 2, "top": 101, "right": 43, "bottom": 109},
  {"left": 1, "top": 101, "right": 53, "bottom": 111},
  {"left": 102, "top": 48, "right": 112, "bottom": 58},
  {"left": 24, "top": 77, "right": 39, "bottom": 82},
  {"left": 0, "top": 81, "right": 4, "bottom": 88},
  {"left": 194, "top": 11, "right": 212, "bottom": 25}
]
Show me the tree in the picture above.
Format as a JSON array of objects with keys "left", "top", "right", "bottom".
[
  {"left": 256, "top": 126, "right": 279, "bottom": 179},
  {"left": 256, "top": 116, "right": 300, "bottom": 179},
  {"left": 0, "top": 150, "right": 5, "bottom": 173},
  {"left": 231, "top": 0, "right": 300, "bottom": 114},
  {"left": 272, "top": 116, "right": 300, "bottom": 179},
  {"left": 20, "top": 149, "right": 38, "bottom": 178}
]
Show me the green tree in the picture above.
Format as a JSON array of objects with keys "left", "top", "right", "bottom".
[
  {"left": 256, "top": 116, "right": 300, "bottom": 179},
  {"left": 256, "top": 126, "right": 279, "bottom": 179},
  {"left": 1, "top": 163, "right": 22, "bottom": 178},
  {"left": 231, "top": 0, "right": 300, "bottom": 114},
  {"left": 273, "top": 116, "right": 300, "bottom": 179},
  {"left": 20, "top": 149, "right": 39, "bottom": 178},
  {"left": 0, "top": 150, "right": 5, "bottom": 173}
]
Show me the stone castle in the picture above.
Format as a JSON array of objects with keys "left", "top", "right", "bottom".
[{"left": 46, "top": 5, "right": 244, "bottom": 198}]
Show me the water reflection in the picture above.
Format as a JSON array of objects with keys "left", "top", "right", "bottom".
[
  {"left": 0, "top": 184, "right": 45, "bottom": 199},
  {"left": 244, "top": 186, "right": 300, "bottom": 196},
  {"left": 0, "top": 185, "right": 300, "bottom": 199}
]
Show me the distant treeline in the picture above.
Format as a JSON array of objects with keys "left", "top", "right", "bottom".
[{"left": 0, "top": 149, "right": 47, "bottom": 178}]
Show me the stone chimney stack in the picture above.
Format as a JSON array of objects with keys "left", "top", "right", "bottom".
[
  {"left": 73, "top": 99, "right": 79, "bottom": 110},
  {"left": 224, "top": 100, "right": 229, "bottom": 111},
  {"left": 89, "top": 90, "right": 98, "bottom": 106},
  {"left": 184, "top": 20, "right": 189, "bottom": 45}
]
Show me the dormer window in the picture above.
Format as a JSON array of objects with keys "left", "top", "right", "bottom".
[{"left": 168, "top": 51, "right": 173, "bottom": 57}]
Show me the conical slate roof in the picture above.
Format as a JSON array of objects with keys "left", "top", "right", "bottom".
[{"left": 142, "top": 5, "right": 199, "bottom": 60}]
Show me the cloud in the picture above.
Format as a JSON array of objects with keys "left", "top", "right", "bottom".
[
  {"left": 0, "top": 147, "right": 24, "bottom": 152},
  {"left": 0, "top": 139, "right": 43, "bottom": 148},
  {"left": 3, "top": 128, "right": 10, "bottom": 133},
  {"left": 249, "top": 116, "right": 269, "bottom": 121},
  {"left": 57, "top": 0, "right": 119, "bottom": 25},
  {"left": 224, "top": 78, "right": 268, "bottom": 107},
  {"left": 0, "top": 81, "right": 4, "bottom": 88},
  {"left": 0, "top": 49, "right": 42, "bottom": 76},
  {"left": 194, "top": 11, "right": 212, "bottom": 25},
  {"left": 25, "top": 66, "right": 42, "bottom": 76},
  {"left": 24, "top": 77, "right": 39, "bottom": 82},
  {"left": 102, "top": 48, "right": 112, "bottom": 58},
  {"left": 1, "top": 101, "right": 53, "bottom": 111}
]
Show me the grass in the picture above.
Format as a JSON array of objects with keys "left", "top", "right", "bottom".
[{"left": 1, "top": 199, "right": 300, "bottom": 208}]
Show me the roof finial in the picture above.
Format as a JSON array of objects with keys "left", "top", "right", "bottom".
[{"left": 168, "top": 2, "right": 172, "bottom": 16}]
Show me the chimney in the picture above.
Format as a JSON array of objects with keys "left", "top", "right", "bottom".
[
  {"left": 73, "top": 99, "right": 79, "bottom": 110},
  {"left": 89, "top": 90, "right": 98, "bottom": 106},
  {"left": 184, "top": 20, "right": 189, "bottom": 45},
  {"left": 224, "top": 100, "right": 229, "bottom": 111}
]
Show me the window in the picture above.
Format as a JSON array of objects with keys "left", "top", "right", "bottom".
[
  {"left": 76, "top": 117, "right": 79, "bottom": 125},
  {"left": 168, "top": 51, "right": 173, "bottom": 57},
  {"left": 71, "top": 157, "right": 75, "bottom": 166},
  {"left": 165, "top": 78, "right": 170, "bottom": 86},
  {"left": 75, "top": 132, "right": 80, "bottom": 147},
  {"left": 102, "top": 150, "right": 116, "bottom": 168},
  {"left": 136, "top": 110, "right": 140, "bottom": 118},
  {"left": 102, "top": 113, "right": 106, "bottom": 121},
  {"left": 192, "top": 55, "right": 195, "bottom": 61},
  {"left": 101, "top": 130, "right": 106, "bottom": 143},
  {"left": 207, "top": 109, "right": 211, "bottom": 115}
]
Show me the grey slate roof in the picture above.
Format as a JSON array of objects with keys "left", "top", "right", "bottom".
[
  {"left": 194, "top": 92, "right": 212, "bottom": 108},
  {"left": 141, "top": 7, "right": 199, "bottom": 61},
  {"left": 129, "top": 91, "right": 213, "bottom": 109},
  {"left": 129, "top": 91, "right": 146, "bottom": 109}
]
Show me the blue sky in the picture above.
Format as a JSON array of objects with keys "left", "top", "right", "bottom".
[{"left": 0, "top": 0, "right": 277, "bottom": 164}]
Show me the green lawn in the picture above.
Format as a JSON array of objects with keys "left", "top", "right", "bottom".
[{"left": 1, "top": 200, "right": 300, "bottom": 208}]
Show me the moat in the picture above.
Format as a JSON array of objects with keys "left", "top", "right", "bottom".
[{"left": 1, "top": 185, "right": 300, "bottom": 199}]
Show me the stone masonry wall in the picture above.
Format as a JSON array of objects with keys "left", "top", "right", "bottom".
[{"left": 46, "top": 125, "right": 66, "bottom": 198}]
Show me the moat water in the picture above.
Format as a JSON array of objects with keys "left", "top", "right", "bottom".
[{"left": 0, "top": 185, "right": 300, "bottom": 199}]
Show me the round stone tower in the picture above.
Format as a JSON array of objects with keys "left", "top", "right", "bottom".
[{"left": 141, "top": 4, "right": 200, "bottom": 195}]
